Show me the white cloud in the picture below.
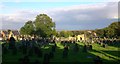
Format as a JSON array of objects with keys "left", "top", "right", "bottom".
[{"left": 1, "top": 2, "right": 118, "bottom": 30}]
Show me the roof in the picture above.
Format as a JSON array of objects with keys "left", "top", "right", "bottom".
[
  {"left": 0, "top": 33, "right": 2, "bottom": 37},
  {"left": 12, "top": 30, "right": 20, "bottom": 35},
  {"left": 0, "top": 30, "right": 20, "bottom": 36}
]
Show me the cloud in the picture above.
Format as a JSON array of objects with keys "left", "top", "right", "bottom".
[
  {"left": 45, "top": 2, "right": 118, "bottom": 30},
  {"left": 1, "top": 2, "right": 118, "bottom": 30},
  {"left": 0, "top": 10, "right": 39, "bottom": 30}
]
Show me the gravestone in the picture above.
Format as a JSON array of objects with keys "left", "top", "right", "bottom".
[
  {"left": 94, "top": 56, "right": 103, "bottom": 64},
  {"left": 73, "top": 43, "right": 79, "bottom": 53},
  {"left": 83, "top": 45, "right": 87, "bottom": 52},
  {"left": 9, "top": 36, "right": 16, "bottom": 50},
  {"left": 103, "top": 44, "right": 107, "bottom": 48},
  {"left": 89, "top": 45, "right": 92, "bottom": 50},
  {"left": 43, "top": 53, "right": 50, "bottom": 64},
  {"left": 62, "top": 45, "right": 69, "bottom": 58},
  {"left": 49, "top": 52, "right": 54, "bottom": 59}
]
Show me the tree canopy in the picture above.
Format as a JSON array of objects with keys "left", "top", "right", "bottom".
[
  {"left": 20, "top": 14, "right": 56, "bottom": 37},
  {"left": 95, "top": 22, "right": 120, "bottom": 38},
  {"left": 56, "top": 31, "right": 73, "bottom": 38}
]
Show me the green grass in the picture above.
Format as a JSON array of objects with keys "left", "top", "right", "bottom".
[{"left": 1, "top": 42, "right": 120, "bottom": 64}]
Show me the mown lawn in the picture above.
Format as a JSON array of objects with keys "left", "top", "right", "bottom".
[{"left": 1, "top": 41, "right": 120, "bottom": 64}]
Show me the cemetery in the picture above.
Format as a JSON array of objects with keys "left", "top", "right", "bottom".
[
  {"left": 0, "top": 10, "right": 120, "bottom": 64},
  {"left": 0, "top": 30, "right": 120, "bottom": 64}
]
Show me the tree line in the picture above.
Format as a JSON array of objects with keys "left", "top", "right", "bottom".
[
  {"left": 94, "top": 22, "right": 120, "bottom": 38},
  {"left": 20, "top": 14, "right": 120, "bottom": 38}
]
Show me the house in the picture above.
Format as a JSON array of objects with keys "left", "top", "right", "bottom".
[
  {"left": 0, "top": 33, "right": 2, "bottom": 40},
  {"left": 76, "top": 34, "right": 89, "bottom": 42},
  {"left": 0, "top": 30, "right": 20, "bottom": 40}
]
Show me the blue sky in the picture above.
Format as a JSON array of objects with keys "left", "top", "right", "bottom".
[
  {"left": 0, "top": 0, "right": 119, "bottom": 2},
  {"left": 0, "top": 1, "right": 118, "bottom": 30},
  {"left": 1, "top": 2, "right": 99, "bottom": 14}
]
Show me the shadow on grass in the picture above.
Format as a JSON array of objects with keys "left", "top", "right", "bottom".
[
  {"left": 89, "top": 49, "right": 120, "bottom": 64},
  {"left": 2, "top": 42, "right": 120, "bottom": 64},
  {"left": 102, "top": 50, "right": 120, "bottom": 58},
  {"left": 106, "top": 41, "right": 120, "bottom": 48}
]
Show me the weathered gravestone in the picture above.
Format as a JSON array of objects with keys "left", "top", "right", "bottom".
[
  {"left": 73, "top": 43, "right": 79, "bottom": 53},
  {"left": 94, "top": 56, "right": 103, "bottom": 64},
  {"left": 43, "top": 53, "right": 50, "bottom": 64},
  {"left": 62, "top": 45, "right": 69, "bottom": 58}
]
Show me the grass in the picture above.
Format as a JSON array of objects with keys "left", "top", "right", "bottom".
[{"left": 1, "top": 41, "right": 120, "bottom": 64}]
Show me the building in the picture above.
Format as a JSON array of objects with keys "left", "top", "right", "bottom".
[
  {"left": 0, "top": 30, "right": 20, "bottom": 40},
  {"left": 76, "top": 34, "right": 85, "bottom": 41}
]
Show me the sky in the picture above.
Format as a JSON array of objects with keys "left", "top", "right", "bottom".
[{"left": 0, "top": 0, "right": 119, "bottom": 30}]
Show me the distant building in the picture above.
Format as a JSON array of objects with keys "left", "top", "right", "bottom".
[
  {"left": 76, "top": 34, "right": 85, "bottom": 41},
  {"left": 0, "top": 33, "right": 3, "bottom": 40},
  {"left": 0, "top": 30, "right": 20, "bottom": 40}
]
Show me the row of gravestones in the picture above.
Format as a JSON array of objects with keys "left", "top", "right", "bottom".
[
  {"left": 96, "top": 39, "right": 120, "bottom": 48},
  {"left": 97, "top": 40, "right": 108, "bottom": 48},
  {"left": 2, "top": 36, "right": 105, "bottom": 64}
]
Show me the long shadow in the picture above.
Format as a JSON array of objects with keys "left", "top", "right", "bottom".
[
  {"left": 49, "top": 42, "right": 94, "bottom": 64},
  {"left": 2, "top": 42, "right": 120, "bottom": 64},
  {"left": 102, "top": 50, "right": 120, "bottom": 58},
  {"left": 104, "top": 41, "right": 120, "bottom": 48},
  {"left": 89, "top": 49, "right": 120, "bottom": 64}
]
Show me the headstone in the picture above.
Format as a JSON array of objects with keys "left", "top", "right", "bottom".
[
  {"left": 9, "top": 36, "right": 16, "bottom": 50},
  {"left": 49, "top": 52, "right": 54, "bottom": 59},
  {"left": 62, "top": 45, "right": 69, "bottom": 58},
  {"left": 94, "top": 56, "right": 102, "bottom": 64},
  {"left": 22, "top": 55, "right": 30, "bottom": 64},
  {"left": 51, "top": 44, "right": 56, "bottom": 52},
  {"left": 43, "top": 53, "right": 50, "bottom": 64},
  {"left": 83, "top": 45, "right": 87, "bottom": 52},
  {"left": 28, "top": 47, "right": 33, "bottom": 56},
  {"left": 12, "top": 46, "right": 17, "bottom": 55},
  {"left": 73, "top": 43, "right": 79, "bottom": 53},
  {"left": 89, "top": 45, "right": 92, "bottom": 50},
  {"left": 34, "top": 60, "right": 41, "bottom": 64},
  {"left": 103, "top": 44, "right": 107, "bottom": 48},
  {"left": 2, "top": 43, "right": 8, "bottom": 54}
]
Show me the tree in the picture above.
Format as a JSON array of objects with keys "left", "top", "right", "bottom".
[
  {"left": 95, "top": 22, "right": 120, "bottom": 38},
  {"left": 20, "top": 20, "right": 35, "bottom": 35},
  {"left": 20, "top": 14, "right": 56, "bottom": 37},
  {"left": 34, "top": 14, "right": 56, "bottom": 37},
  {"left": 106, "top": 22, "right": 120, "bottom": 38},
  {"left": 59, "top": 31, "right": 73, "bottom": 38}
]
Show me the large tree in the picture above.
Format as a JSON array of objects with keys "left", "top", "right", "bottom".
[
  {"left": 34, "top": 14, "right": 56, "bottom": 37},
  {"left": 20, "top": 14, "right": 56, "bottom": 37},
  {"left": 95, "top": 22, "right": 120, "bottom": 38},
  {"left": 20, "top": 20, "right": 35, "bottom": 35},
  {"left": 106, "top": 21, "right": 120, "bottom": 38}
]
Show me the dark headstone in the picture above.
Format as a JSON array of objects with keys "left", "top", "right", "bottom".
[
  {"left": 43, "top": 53, "right": 50, "bottom": 64},
  {"left": 49, "top": 52, "right": 54, "bottom": 59},
  {"left": 51, "top": 44, "right": 56, "bottom": 52},
  {"left": 94, "top": 56, "right": 103, "bottom": 64},
  {"left": 73, "top": 43, "right": 79, "bottom": 53},
  {"left": 9, "top": 36, "right": 16, "bottom": 50},
  {"left": 83, "top": 45, "right": 87, "bottom": 52},
  {"left": 103, "top": 44, "right": 107, "bottom": 48},
  {"left": 62, "top": 45, "right": 69, "bottom": 58},
  {"left": 22, "top": 55, "right": 30, "bottom": 64},
  {"left": 12, "top": 46, "right": 17, "bottom": 55},
  {"left": 34, "top": 60, "right": 41, "bottom": 64},
  {"left": 89, "top": 45, "right": 92, "bottom": 50}
]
